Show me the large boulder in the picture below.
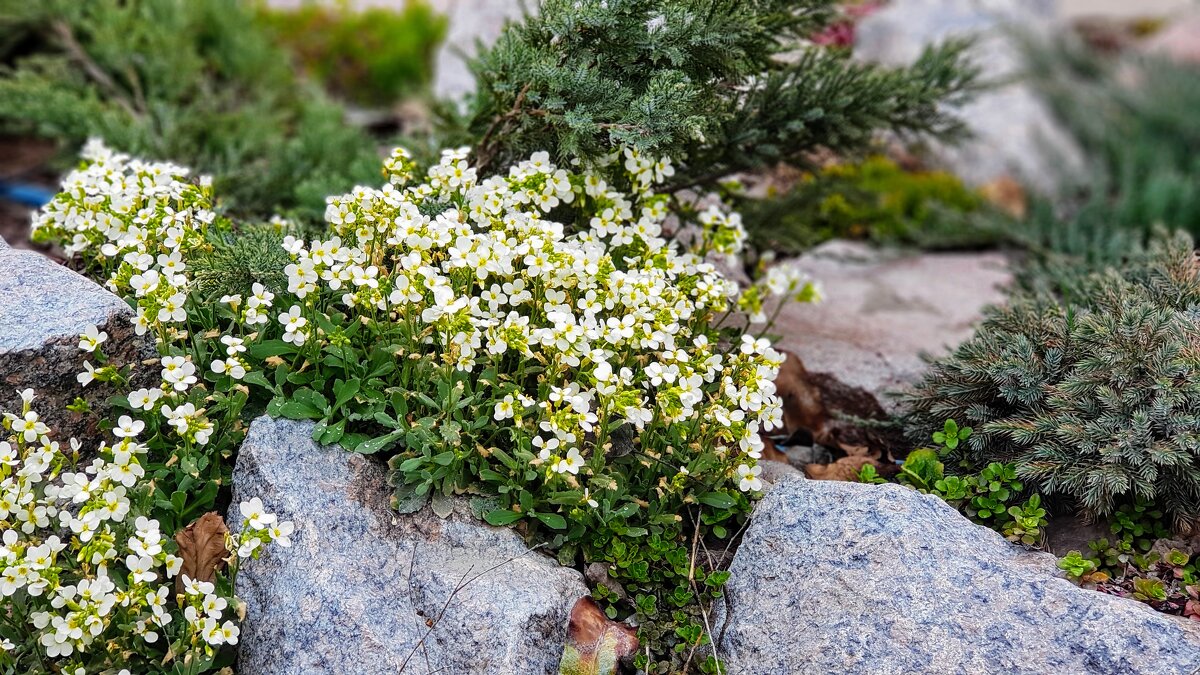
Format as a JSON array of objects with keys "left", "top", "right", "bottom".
[
  {"left": 430, "top": 0, "right": 527, "bottom": 101},
  {"left": 231, "top": 416, "right": 588, "bottom": 674},
  {"left": 855, "top": 0, "right": 1083, "bottom": 190},
  {"left": 716, "top": 477, "right": 1200, "bottom": 674},
  {"left": 0, "top": 242, "right": 152, "bottom": 440},
  {"left": 771, "top": 240, "right": 1011, "bottom": 418}
]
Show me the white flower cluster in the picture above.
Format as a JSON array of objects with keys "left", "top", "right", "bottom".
[
  {"left": 33, "top": 142, "right": 254, "bottom": 446},
  {"left": 0, "top": 390, "right": 291, "bottom": 669},
  {"left": 288, "top": 146, "right": 803, "bottom": 492}
]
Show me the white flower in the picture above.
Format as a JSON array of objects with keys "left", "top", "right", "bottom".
[
  {"left": 77, "top": 361, "right": 97, "bottom": 387},
  {"left": 279, "top": 305, "right": 308, "bottom": 346},
  {"left": 552, "top": 448, "right": 584, "bottom": 475},
  {"left": 78, "top": 324, "right": 108, "bottom": 352},
  {"left": 494, "top": 394, "right": 517, "bottom": 421},
  {"left": 239, "top": 497, "right": 277, "bottom": 530},
  {"left": 160, "top": 355, "right": 197, "bottom": 391},
  {"left": 211, "top": 357, "right": 247, "bottom": 380},
  {"left": 113, "top": 415, "right": 145, "bottom": 438},
  {"left": 736, "top": 464, "right": 763, "bottom": 492},
  {"left": 267, "top": 520, "right": 295, "bottom": 547},
  {"left": 127, "top": 387, "right": 163, "bottom": 411},
  {"left": 13, "top": 411, "right": 49, "bottom": 442}
]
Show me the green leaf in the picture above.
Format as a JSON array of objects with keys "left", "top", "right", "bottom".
[
  {"left": 276, "top": 401, "right": 323, "bottom": 420},
  {"left": 535, "top": 512, "right": 567, "bottom": 529},
  {"left": 249, "top": 339, "right": 295, "bottom": 359},
  {"left": 431, "top": 451, "right": 456, "bottom": 466},
  {"left": 355, "top": 430, "right": 405, "bottom": 454},
  {"left": 319, "top": 419, "right": 346, "bottom": 445},
  {"left": 697, "top": 492, "right": 737, "bottom": 510},
  {"left": 333, "top": 378, "right": 361, "bottom": 412},
  {"left": 242, "top": 371, "right": 272, "bottom": 389},
  {"left": 397, "top": 457, "right": 425, "bottom": 472},
  {"left": 485, "top": 508, "right": 525, "bottom": 526}
]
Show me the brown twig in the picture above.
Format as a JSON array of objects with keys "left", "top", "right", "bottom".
[
  {"left": 474, "top": 83, "right": 534, "bottom": 171},
  {"left": 49, "top": 21, "right": 143, "bottom": 121},
  {"left": 398, "top": 543, "right": 546, "bottom": 673}
]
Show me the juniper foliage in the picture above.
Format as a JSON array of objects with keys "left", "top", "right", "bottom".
[
  {"left": 452, "top": 0, "right": 978, "bottom": 188},
  {"left": 1011, "top": 36, "right": 1200, "bottom": 289},
  {"left": 903, "top": 233, "right": 1200, "bottom": 530},
  {"left": 0, "top": 0, "right": 382, "bottom": 225}
]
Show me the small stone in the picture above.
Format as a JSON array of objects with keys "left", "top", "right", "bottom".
[
  {"left": 0, "top": 244, "right": 153, "bottom": 441},
  {"left": 715, "top": 477, "right": 1200, "bottom": 673},
  {"left": 231, "top": 416, "right": 588, "bottom": 674}
]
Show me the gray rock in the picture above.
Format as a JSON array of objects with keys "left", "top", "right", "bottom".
[
  {"left": 771, "top": 240, "right": 1011, "bottom": 416},
  {"left": 0, "top": 245, "right": 152, "bottom": 441},
  {"left": 231, "top": 416, "right": 588, "bottom": 675},
  {"left": 431, "top": 0, "right": 527, "bottom": 101},
  {"left": 715, "top": 477, "right": 1200, "bottom": 674},
  {"left": 855, "top": 0, "right": 1084, "bottom": 189}
]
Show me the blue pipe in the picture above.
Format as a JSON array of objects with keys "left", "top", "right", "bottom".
[{"left": 0, "top": 181, "right": 55, "bottom": 207}]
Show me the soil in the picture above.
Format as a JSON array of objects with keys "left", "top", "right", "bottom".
[{"left": 0, "top": 136, "right": 59, "bottom": 253}]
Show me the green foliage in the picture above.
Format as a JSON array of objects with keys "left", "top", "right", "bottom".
[
  {"left": 34, "top": 140, "right": 808, "bottom": 671},
  {"left": 1012, "top": 37, "right": 1200, "bottom": 292},
  {"left": 868, "top": 424, "right": 1049, "bottom": 547},
  {"left": 734, "top": 156, "right": 998, "bottom": 254},
  {"left": 0, "top": 0, "right": 382, "bottom": 225},
  {"left": 932, "top": 418, "right": 971, "bottom": 451},
  {"left": 1057, "top": 550, "right": 1097, "bottom": 580},
  {"left": 258, "top": 0, "right": 446, "bottom": 106},
  {"left": 903, "top": 232, "right": 1200, "bottom": 529},
  {"left": 451, "top": 0, "right": 977, "bottom": 188}
]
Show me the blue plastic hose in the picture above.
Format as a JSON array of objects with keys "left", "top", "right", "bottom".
[{"left": 0, "top": 180, "right": 55, "bottom": 207}]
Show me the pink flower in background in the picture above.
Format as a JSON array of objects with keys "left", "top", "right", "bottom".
[{"left": 811, "top": 2, "right": 885, "bottom": 48}]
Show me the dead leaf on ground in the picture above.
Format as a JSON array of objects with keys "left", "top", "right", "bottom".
[
  {"left": 558, "top": 596, "right": 638, "bottom": 675},
  {"left": 803, "top": 455, "right": 882, "bottom": 481},
  {"left": 774, "top": 350, "right": 834, "bottom": 446},
  {"left": 979, "top": 175, "right": 1027, "bottom": 220},
  {"left": 174, "top": 511, "right": 230, "bottom": 595}
]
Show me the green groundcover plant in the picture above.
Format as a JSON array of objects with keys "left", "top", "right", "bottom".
[
  {"left": 902, "top": 233, "right": 1200, "bottom": 532},
  {"left": 257, "top": 0, "right": 447, "bottom": 107},
  {"left": 0, "top": 0, "right": 384, "bottom": 225},
  {"left": 29, "top": 138, "right": 818, "bottom": 670},
  {"left": 1, "top": 141, "right": 293, "bottom": 673}
]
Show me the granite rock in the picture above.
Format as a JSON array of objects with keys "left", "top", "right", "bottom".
[
  {"left": 770, "top": 240, "right": 1011, "bottom": 417},
  {"left": 855, "top": 0, "right": 1084, "bottom": 189},
  {"left": 716, "top": 477, "right": 1200, "bottom": 674},
  {"left": 0, "top": 243, "right": 153, "bottom": 441},
  {"left": 231, "top": 416, "right": 588, "bottom": 675}
]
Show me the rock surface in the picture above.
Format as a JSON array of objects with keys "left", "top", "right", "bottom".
[
  {"left": 855, "top": 0, "right": 1083, "bottom": 189},
  {"left": 771, "top": 240, "right": 1010, "bottom": 416},
  {"left": 431, "top": 0, "right": 526, "bottom": 100},
  {"left": 716, "top": 477, "right": 1200, "bottom": 674},
  {"left": 231, "top": 416, "right": 588, "bottom": 675},
  {"left": 0, "top": 241, "right": 152, "bottom": 440}
]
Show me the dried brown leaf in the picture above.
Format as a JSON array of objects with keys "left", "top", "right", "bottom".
[
  {"left": 774, "top": 350, "right": 833, "bottom": 445},
  {"left": 174, "top": 511, "right": 230, "bottom": 595},
  {"left": 559, "top": 596, "right": 638, "bottom": 675},
  {"left": 803, "top": 455, "right": 882, "bottom": 481}
]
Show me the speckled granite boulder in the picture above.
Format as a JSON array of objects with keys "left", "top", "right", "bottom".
[
  {"left": 231, "top": 416, "right": 588, "bottom": 675},
  {"left": 716, "top": 477, "right": 1200, "bottom": 674},
  {"left": 0, "top": 242, "right": 152, "bottom": 440},
  {"left": 855, "top": 0, "right": 1083, "bottom": 189}
]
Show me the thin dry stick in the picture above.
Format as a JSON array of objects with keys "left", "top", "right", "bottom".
[
  {"left": 50, "top": 21, "right": 142, "bottom": 121},
  {"left": 398, "top": 543, "right": 546, "bottom": 673},
  {"left": 405, "top": 548, "right": 433, "bottom": 675}
]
